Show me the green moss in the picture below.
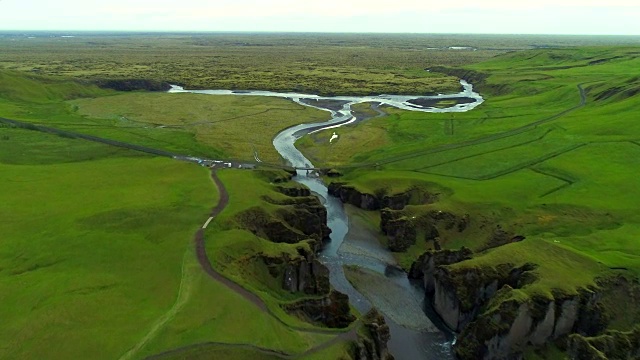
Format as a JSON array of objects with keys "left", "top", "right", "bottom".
[{"left": 568, "top": 326, "right": 640, "bottom": 360}]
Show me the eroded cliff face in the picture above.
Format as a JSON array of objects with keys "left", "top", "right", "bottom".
[
  {"left": 454, "top": 288, "right": 605, "bottom": 360},
  {"left": 433, "top": 262, "right": 538, "bottom": 333},
  {"left": 282, "top": 248, "right": 331, "bottom": 295},
  {"left": 259, "top": 246, "right": 331, "bottom": 296},
  {"left": 409, "top": 248, "right": 473, "bottom": 295},
  {"left": 409, "top": 248, "right": 616, "bottom": 359},
  {"left": 380, "top": 210, "right": 417, "bottom": 252},
  {"left": 411, "top": 249, "right": 489, "bottom": 332},
  {"left": 326, "top": 179, "right": 637, "bottom": 359},
  {"left": 351, "top": 309, "right": 395, "bottom": 360},
  {"left": 282, "top": 290, "right": 356, "bottom": 328},
  {"left": 328, "top": 182, "right": 473, "bottom": 254},
  {"left": 275, "top": 184, "right": 311, "bottom": 198}
]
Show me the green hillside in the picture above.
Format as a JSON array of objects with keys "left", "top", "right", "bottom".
[{"left": 303, "top": 47, "right": 640, "bottom": 356}]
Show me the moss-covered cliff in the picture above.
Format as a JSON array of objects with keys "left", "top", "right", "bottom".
[{"left": 409, "top": 247, "right": 640, "bottom": 359}]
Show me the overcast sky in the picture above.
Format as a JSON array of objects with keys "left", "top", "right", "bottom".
[{"left": 0, "top": 0, "right": 639, "bottom": 35}]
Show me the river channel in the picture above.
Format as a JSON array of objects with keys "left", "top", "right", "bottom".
[{"left": 169, "top": 81, "right": 484, "bottom": 360}]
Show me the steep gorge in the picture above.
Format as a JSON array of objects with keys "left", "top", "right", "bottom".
[{"left": 325, "top": 180, "right": 639, "bottom": 359}]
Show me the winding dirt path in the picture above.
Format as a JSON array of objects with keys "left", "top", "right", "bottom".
[{"left": 194, "top": 171, "right": 271, "bottom": 311}]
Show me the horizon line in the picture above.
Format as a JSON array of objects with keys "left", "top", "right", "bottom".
[{"left": 1, "top": 30, "right": 640, "bottom": 37}]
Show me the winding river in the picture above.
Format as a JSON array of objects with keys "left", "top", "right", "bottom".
[{"left": 169, "top": 82, "right": 484, "bottom": 360}]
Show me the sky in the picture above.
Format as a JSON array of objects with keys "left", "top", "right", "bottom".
[{"left": 0, "top": 0, "right": 639, "bottom": 35}]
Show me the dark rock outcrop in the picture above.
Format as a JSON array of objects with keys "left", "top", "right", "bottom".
[
  {"left": 236, "top": 207, "right": 309, "bottom": 244},
  {"left": 94, "top": 78, "right": 172, "bottom": 92},
  {"left": 351, "top": 309, "right": 395, "bottom": 360},
  {"left": 431, "top": 210, "right": 462, "bottom": 231},
  {"left": 236, "top": 195, "right": 331, "bottom": 244},
  {"left": 257, "top": 243, "right": 330, "bottom": 296},
  {"left": 275, "top": 185, "right": 311, "bottom": 197},
  {"left": 409, "top": 248, "right": 473, "bottom": 289},
  {"left": 325, "top": 169, "right": 343, "bottom": 178},
  {"left": 380, "top": 209, "right": 417, "bottom": 252},
  {"left": 282, "top": 290, "right": 355, "bottom": 328},
  {"left": 276, "top": 198, "right": 332, "bottom": 240},
  {"left": 458, "top": 214, "right": 470, "bottom": 232},
  {"left": 380, "top": 208, "right": 467, "bottom": 253},
  {"left": 481, "top": 226, "right": 525, "bottom": 251},
  {"left": 328, "top": 183, "right": 380, "bottom": 210},
  {"left": 328, "top": 182, "right": 437, "bottom": 211}
]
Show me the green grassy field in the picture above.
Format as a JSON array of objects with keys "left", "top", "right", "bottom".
[
  {"left": 0, "top": 135, "right": 215, "bottom": 358},
  {"left": 0, "top": 68, "right": 350, "bottom": 357},
  {"left": 70, "top": 92, "right": 330, "bottom": 163}
]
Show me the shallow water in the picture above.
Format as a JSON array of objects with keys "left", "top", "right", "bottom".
[{"left": 171, "top": 82, "right": 484, "bottom": 359}]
